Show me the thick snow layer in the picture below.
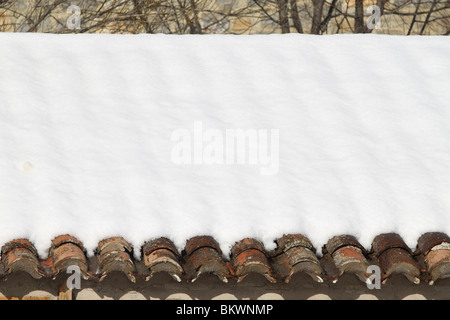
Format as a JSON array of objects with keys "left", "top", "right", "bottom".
[{"left": 0, "top": 33, "right": 449, "bottom": 258}]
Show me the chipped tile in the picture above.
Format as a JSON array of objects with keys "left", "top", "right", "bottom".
[
  {"left": 372, "top": 233, "right": 420, "bottom": 284},
  {"left": 97, "top": 237, "right": 136, "bottom": 283},
  {"left": 231, "top": 238, "right": 275, "bottom": 283},
  {"left": 1, "top": 239, "right": 44, "bottom": 279},
  {"left": 325, "top": 235, "right": 370, "bottom": 283},
  {"left": 183, "top": 236, "right": 231, "bottom": 283},
  {"left": 142, "top": 238, "right": 183, "bottom": 282},
  {"left": 272, "top": 234, "right": 323, "bottom": 283},
  {"left": 418, "top": 232, "right": 450, "bottom": 285}
]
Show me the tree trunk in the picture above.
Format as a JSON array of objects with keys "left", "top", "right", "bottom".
[
  {"left": 354, "top": 0, "right": 365, "bottom": 33},
  {"left": 311, "top": 0, "right": 325, "bottom": 34},
  {"left": 289, "top": 0, "right": 303, "bottom": 33},
  {"left": 189, "top": 0, "right": 202, "bottom": 34},
  {"left": 366, "top": 0, "right": 387, "bottom": 33},
  {"left": 277, "top": 0, "right": 290, "bottom": 33}
]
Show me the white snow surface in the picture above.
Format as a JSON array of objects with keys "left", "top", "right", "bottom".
[{"left": 0, "top": 33, "right": 449, "bottom": 258}]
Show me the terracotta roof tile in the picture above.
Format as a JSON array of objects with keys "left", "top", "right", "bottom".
[
  {"left": 50, "top": 235, "right": 89, "bottom": 280},
  {"left": 142, "top": 238, "right": 183, "bottom": 282},
  {"left": 372, "top": 233, "right": 420, "bottom": 284},
  {"left": 417, "top": 232, "right": 450, "bottom": 285},
  {"left": 51, "top": 234, "right": 86, "bottom": 251},
  {"left": 271, "top": 234, "right": 323, "bottom": 283},
  {"left": 417, "top": 232, "right": 450, "bottom": 255},
  {"left": 325, "top": 235, "right": 367, "bottom": 255},
  {"left": 324, "top": 235, "right": 370, "bottom": 283},
  {"left": 230, "top": 238, "right": 275, "bottom": 283},
  {"left": 97, "top": 237, "right": 136, "bottom": 283},
  {"left": 0, "top": 232, "right": 447, "bottom": 287},
  {"left": 1, "top": 239, "right": 44, "bottom": 279},
  {"left": 372, "top": 233, "right": 413, "bottom": 256},
  {"left": 183, "top": 236, "right": 231, "bottom": 283},
  {"left": 320, "top": 251, "right": 341, "bottom": 281}
]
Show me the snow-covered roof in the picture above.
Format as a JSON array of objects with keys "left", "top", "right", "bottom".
[{"left": 0, "top": 33, "right": 449, "bottom": 285}]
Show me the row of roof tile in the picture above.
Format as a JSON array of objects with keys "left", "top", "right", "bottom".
[{"left": 1, "top": 233, "right": 450, "bottom": 286}]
